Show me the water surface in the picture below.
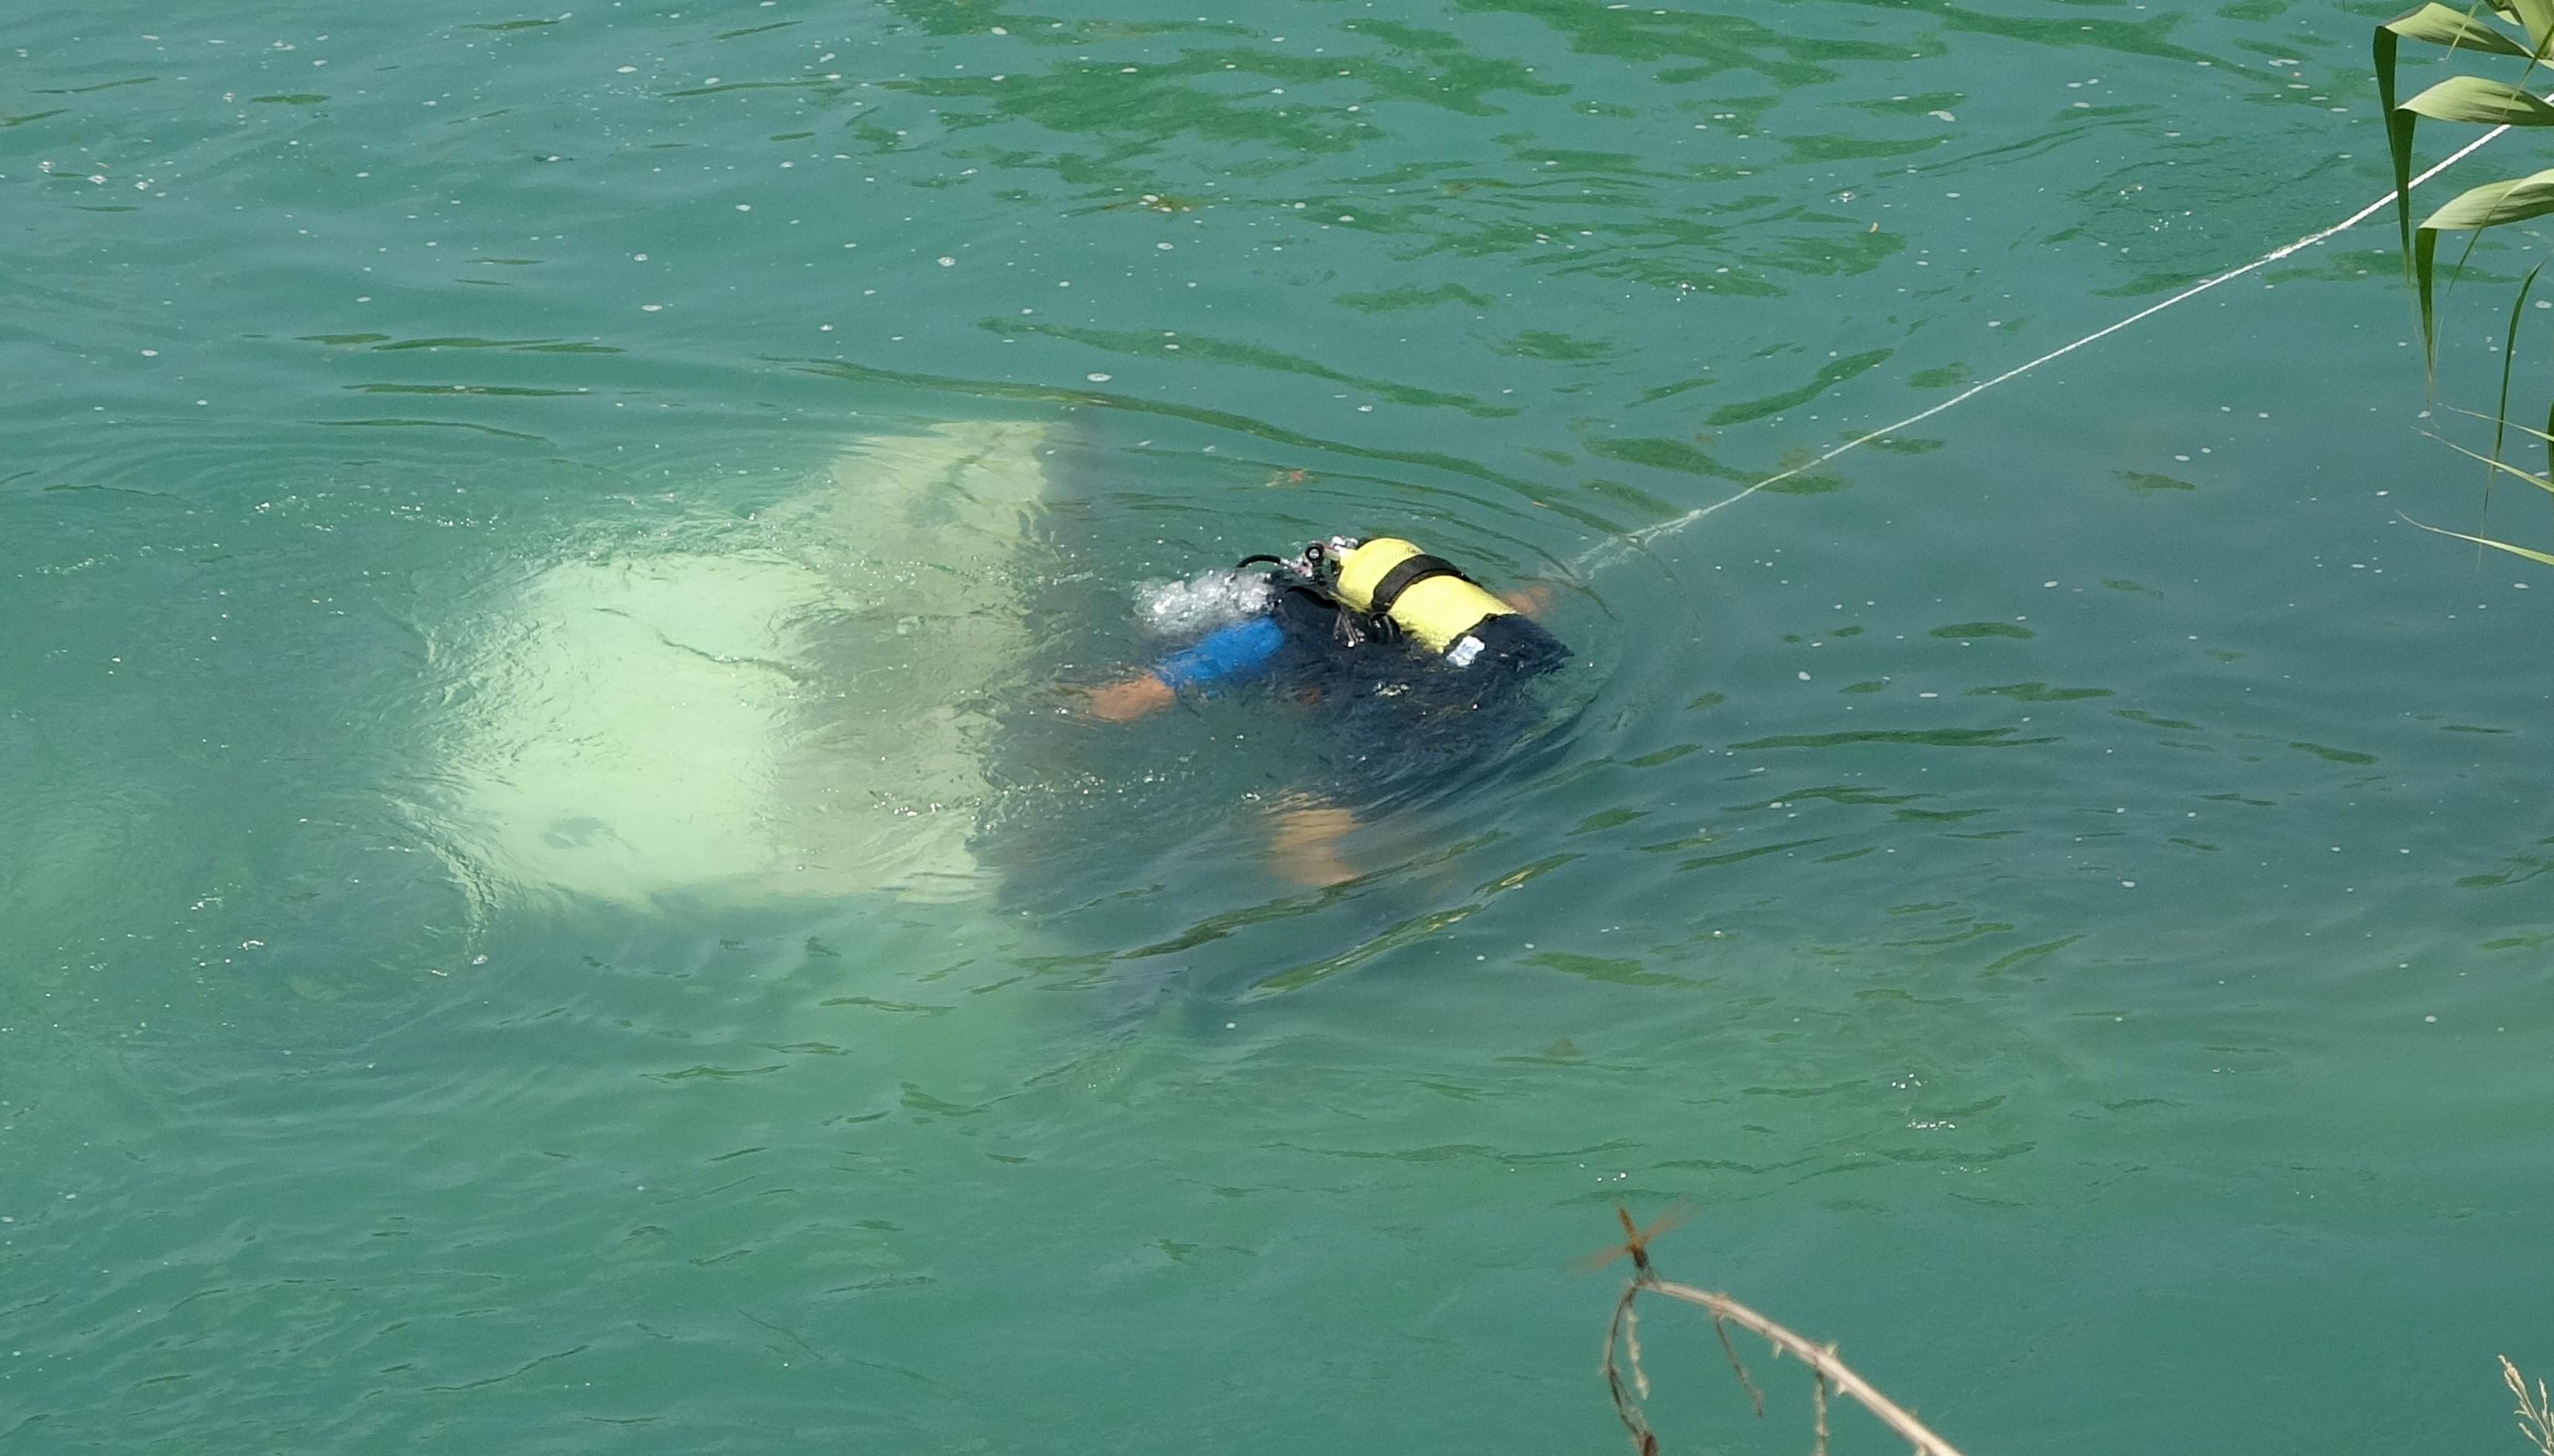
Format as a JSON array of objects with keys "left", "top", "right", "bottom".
[{"left": 5, "top": 2, "right": 2552, "bottom": 1451}]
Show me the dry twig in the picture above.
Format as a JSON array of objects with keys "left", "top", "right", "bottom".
[
  {"left": 1604, "top": 1217, "right": 2547, "bottom": 1456},
  {"left": 1600, "top": 1292, "right": 1658, "bottom": 1456},
  {"left": 1595, "top": 1202, "right": 1970, "bottom": 1456},
  {"left": 2505, "top": 1357, "right": 2554, "bottom": 1456},
  {"left": 1710, "top": 1311, "right": 1764, "bottom": 1418}
]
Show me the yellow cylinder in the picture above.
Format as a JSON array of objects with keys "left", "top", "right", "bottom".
[{"left": 1334, "top": 537, "right": 1512, "bottom": 653}]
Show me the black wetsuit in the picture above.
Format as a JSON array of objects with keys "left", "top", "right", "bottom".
[{"left": 1149, "top": 574, "right": 1571, "bottom": 806}]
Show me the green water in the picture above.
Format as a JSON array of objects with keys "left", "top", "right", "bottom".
[{"left": 7, "top": 1, "right": 2552, "bottom": 1451}]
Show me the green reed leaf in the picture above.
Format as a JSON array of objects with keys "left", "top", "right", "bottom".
[
  {"left": 2421, "top": 167, "right": 2554, "bottom": 227},
  {"left": 2400, "top": 74, "right": 2554, "bottom": 124},
  {"left": 2401, "top": 514, "right": 2554, "bottom": 563},
  {"left": 2376, "top": 4, "right": 2545, "bottom": 360},
  {"left": 2382, "top": 3, "right": 2534, "bottom": 57},
  {"left": 2507, "top": 0, "right": 2554, "bottom": 50},
  {"left": 2444, "top": 402, "right": 2546, "bottom": 436},
  {"left": 2376, "top": 22, "right": 2413, "bottom": 269},
  {"left": 2490, "top": 260, "right": 2549, "bottom": 481},
  {"left": 2445, "top": 402, "right": 2554, "bottom": 443},
  {"left": 2424, "top": 430, "right": 2554, "bottom": 493},
  {"left": 2414, "top": 226, "right": 2442, "bottom": 375}
]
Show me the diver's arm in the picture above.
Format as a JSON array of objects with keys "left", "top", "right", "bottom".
[
  {"left": 1085, "top": 673, "right": 1175, "bottom": 721},
  {"left": 1496, "top": 583, "right": 1554, "bottom": 616},
  {"left": 1085, "top": 616, "right": 1285, "bottom": 722}
]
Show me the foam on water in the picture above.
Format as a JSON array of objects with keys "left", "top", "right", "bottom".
[{"left": 1134, "top": 568, "right": 1275, "bottom": 640}]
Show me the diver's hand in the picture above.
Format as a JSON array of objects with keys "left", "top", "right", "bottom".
[
  {"left": 1084, "top": 673, "right": 1175, "bottom": 722},
  {"left": 1498, "top": 581, "right": 1555, "bottom": 616}
]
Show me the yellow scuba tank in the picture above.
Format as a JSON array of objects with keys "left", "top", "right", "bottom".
[{"left": 1332, "top": 537, "right": 1512, "bottom": 654}]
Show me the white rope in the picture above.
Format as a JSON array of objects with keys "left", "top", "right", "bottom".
[{"left": 1587, "top": 120, "right": 2518, "bottom": 568}]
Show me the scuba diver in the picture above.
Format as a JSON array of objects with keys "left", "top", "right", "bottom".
[{"left": 1082, "top": 536, "right": 1571, "bottom": 885}]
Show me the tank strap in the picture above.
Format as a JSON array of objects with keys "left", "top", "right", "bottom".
[{"left": 1367, "top": 554, "right": 1467, "bottom": 616}]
